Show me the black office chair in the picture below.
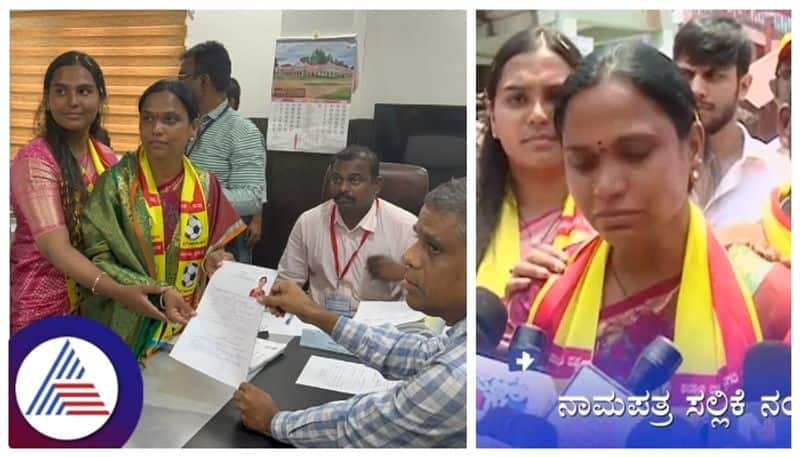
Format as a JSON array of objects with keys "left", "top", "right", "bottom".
[{"left": 321, "top": 162, "right": 429, "bottom": 215}]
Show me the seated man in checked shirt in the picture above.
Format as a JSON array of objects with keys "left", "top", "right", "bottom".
[{"left": 234, "top": 178, "right": 467, "bottom": 447}]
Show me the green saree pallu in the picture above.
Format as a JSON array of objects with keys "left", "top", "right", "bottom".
[{"left": 79, "top": 152, "right": 246, "bottom": 362}]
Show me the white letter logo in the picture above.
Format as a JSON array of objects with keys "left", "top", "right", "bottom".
[{"left": 15, "top": 337, "right": 119, "bottom": 440}]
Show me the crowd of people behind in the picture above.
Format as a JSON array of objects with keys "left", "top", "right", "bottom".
[{"left": 477, "top": 14, "right": 791, "bottom": 406}]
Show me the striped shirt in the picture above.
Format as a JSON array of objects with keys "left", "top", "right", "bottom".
[
  {"left": 271, "top": 317, "right": 467, "bottom": 448},
  {"left": 187, "top": 100, "right": 266, "bottom": 216}
]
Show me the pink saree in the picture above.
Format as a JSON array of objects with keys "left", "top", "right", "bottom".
[{"left": 10, "top": 136, "right": 117, "bottom": 335}]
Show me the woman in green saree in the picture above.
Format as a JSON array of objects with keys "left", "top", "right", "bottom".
[{"left": 80, "top": 79, "right": 245, "bottom": 361}]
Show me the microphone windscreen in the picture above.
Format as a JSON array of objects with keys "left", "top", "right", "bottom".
[
  {"left": 477, "top": 355, "right": 558, "bottom": 419},
  {"left": 743, "top": 341, "right": 791, "bottom": 399},
  {"left": 546, "top": 363, "right": 637, "bottom": 447},
  {"left": 625, "top": 417, "right": 703, "bottom": 448},
  {"left": 626, "top": 336, "right": 683, "bottom": 395},
  {"left": 478, "top": 407, "right": 558, "bottom": 448},
  {"left": 701, "top": 420, "right": 749, "bottom": 448},
  {"left": 508, "top": 324, "right": 550, "bottom": 371},
  {"left": 477, "top": 287, "right": 507, "bottom": 355},
  {"left": 509, "top": 323, "right": 549, "bottom": 351}
]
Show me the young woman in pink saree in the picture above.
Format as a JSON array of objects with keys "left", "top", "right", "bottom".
[
  {"left": 476, "top": 29, "right": 595, "bottom": 351},
  {"left": 10, "top": 51, "right": 162, "bottom": 335}
]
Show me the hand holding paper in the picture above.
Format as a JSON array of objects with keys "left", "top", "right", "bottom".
[
  {"left": 258, "top": 280, "right": 340, "bottom": 334},
  {"left": 163, "top": 287, "right": 196, "bottom": 325},
  {"left": 170, "top": 262, "right": 279, "bottom": 387},
  {"left": 259, "top": 280, "right": 317, "bottom": 317},
  {"left": 204, "top": 249, "right": 235, "bottom": 277}
]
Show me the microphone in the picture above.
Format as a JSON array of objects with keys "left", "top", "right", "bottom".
[
  {"left": 476, "top": 301, "right": 558, "bottom": 445},
  {"left": 626, "top": 416, "right": 703, "bottom": 448},
  {"left": 546, "top": 363, "right": 637, "bottom": 447},
  {"left": 734, "top": 341, "right": 791, "bottom": 447},
  {"left": 476, "top": 287, "right": 507, "bottom": 357},
  {"left": 476, "top": 355, "right": 558, "bottom": 422},
  {"left": 743, "top": 341, "right": 791, "bottom": 398},
  {"left": 547, "top": 336, "right": 684, "bottom": 447},
  {"left": 508, "top": 324, "right": 550, "bottom": 372},
  {"left": 477, "top": 407, "right": 558, "bottom": 447},
  {"left": 625, "top": 336, "right": 683, "bottom": 395}
]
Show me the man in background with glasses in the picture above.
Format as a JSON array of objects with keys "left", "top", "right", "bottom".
[{"left": 179, "top": 41, "right": 266, "bottom": 264}]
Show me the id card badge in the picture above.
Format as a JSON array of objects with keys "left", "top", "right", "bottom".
[{"left": 324, "top": 290, "right": 353, "bottom": 316}]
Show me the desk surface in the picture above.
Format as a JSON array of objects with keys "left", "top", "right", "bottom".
[
  {"left": 128, "top": 323, "right": 432, "bottom": 448},
  {"left": 125, "top": 333, "right": 356, "bottom": 448},
  {"left": 184, "top": 336, "right": 356, "bottom": 448}
]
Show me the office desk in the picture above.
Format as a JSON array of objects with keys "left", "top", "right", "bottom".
[
  {"left": 185, "top": 337, "right": 355, "bottom": 447},
  {"left": 126, "top": 334, "right": 356, "bottom": 448}
]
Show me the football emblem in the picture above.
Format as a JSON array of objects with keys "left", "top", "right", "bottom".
[
  {"left": 185, "top": 215, "right": 203, "bottom": 240},
  {"left": 181, "top": 262, "right": 199, "bottom": 288}
]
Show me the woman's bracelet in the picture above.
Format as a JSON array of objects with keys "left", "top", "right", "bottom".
[
  {"left": 91, "top": 272, "right": 107, "bottom": 295},
  {"left": 158, "top": 286, "right": 180, "bottom": 312},
  {"left": 157, "top": 287, "right": 171, "bottom": 312},
  {"left": 200, "top": 254, "right": 209, "bottom": 276}
]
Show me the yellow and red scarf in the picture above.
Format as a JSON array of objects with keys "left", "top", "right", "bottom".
[
  {"left": 67, "top": 138, "right": 113, "bottom": 311},
  {"left": 137, "top": 147, "right": 210, "bottom": 348},
  {"left": 762, "top": 183, "right": 791, "bottom": 261},
  {"left": 527, "top": 203, "right": 762, "bottom": 398},
  {"left": 477, "top": 186, "right": 592, "bottom": 298}
]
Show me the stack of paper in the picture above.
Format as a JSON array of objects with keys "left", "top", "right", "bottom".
[
  {"left": 247, "top": 338, "right": 287, "bottom": 381},
  {"left": 352, "top": 300, "right": 426, "bottom": 327},
  {"left": 295, "top": 356, "right": 399, "bottom": 395}
]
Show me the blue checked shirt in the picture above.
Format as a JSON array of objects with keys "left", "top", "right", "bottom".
[{"left": 271, "top": 317, "right": 466, "bottom": 447}]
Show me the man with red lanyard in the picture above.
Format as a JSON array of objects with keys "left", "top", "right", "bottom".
[{"left": 277, "top": 146, "right": 416, "bottom": 316}]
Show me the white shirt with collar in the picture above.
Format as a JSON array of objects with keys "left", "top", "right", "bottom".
[
  {"left": 277, "top": 198, "right": 417, "bottom": 312},
  {"left": 696, "top": 124, "right": 791, "bottom": 229}
]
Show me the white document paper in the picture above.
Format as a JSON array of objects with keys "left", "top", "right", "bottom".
[
  {"left": 170, "top": 262, "right": 278, "bottom": 387},
  {"left": 352, "top": 300, "right": 426, "bottom": 327},
  {"left": 295, "top": 356, "right": 399, "bottom": 395},
  {"left": 209, "top": 262, "right": 278, "bottom": 299},
  {"left": 259, "top": 311, "right": 318, "bottom": 335},
  {"left": 247, "top": 338, "right": 287, "bottom": 381}
]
